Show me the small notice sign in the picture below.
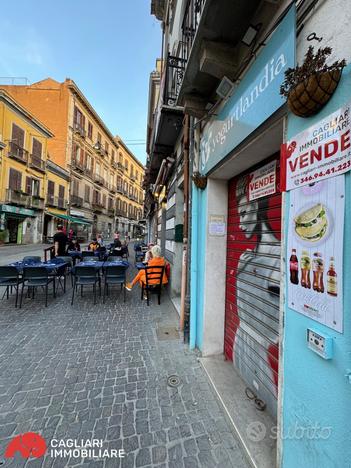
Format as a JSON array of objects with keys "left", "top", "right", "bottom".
[
  {"left": 248, "top": 160, "right": 277, "bottom": 201},
  {"left": 209, "top": 215, "right": 226, "bottom": 237}
]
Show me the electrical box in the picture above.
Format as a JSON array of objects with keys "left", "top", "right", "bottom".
[{"left": 307, "top": 328, "right": 333, "bottom": 359}]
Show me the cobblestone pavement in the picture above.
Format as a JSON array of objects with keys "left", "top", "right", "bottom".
[{"left": 0, "top": 267, "right": 250, "bottom": 468}]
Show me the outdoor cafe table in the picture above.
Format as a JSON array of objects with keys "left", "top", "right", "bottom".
[
  {"left": 9, "top": 260, "right": 69, "bottom": 275},
  {"left": 71, "top": 260, "right": 129, "bottom": 274}
]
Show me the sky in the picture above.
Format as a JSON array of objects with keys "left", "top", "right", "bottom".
[{"left": 0, "top": 0, "right": 161, "bottom": 165}]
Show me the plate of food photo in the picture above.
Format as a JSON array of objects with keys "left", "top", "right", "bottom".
[{"left": 293, "top": 203, "right": 332, "bottom": 247}]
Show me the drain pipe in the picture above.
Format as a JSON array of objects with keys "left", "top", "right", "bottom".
[{"left": 180, "top": 114, "right": 190, "bottom": 331}]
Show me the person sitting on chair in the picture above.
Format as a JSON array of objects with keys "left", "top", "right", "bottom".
[
  {"left": 125, "top": 245, "right": 167, "bottom": 291},
  {"left": 88, "top": 238, "right": 99, "bottom": 251},
  {"left": 67, "top": 237, "right": 81, "bottom": 251}
]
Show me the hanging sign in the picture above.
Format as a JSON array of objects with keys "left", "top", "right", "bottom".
[
  {"left": 281, "top": 103, "right": 351, "bottom": 191},
  {"left": 287, "top": 175, "right": 344, "bottom": 332},
  {"left": 248, "top": 160, "right": 277, "bottom": 201}
]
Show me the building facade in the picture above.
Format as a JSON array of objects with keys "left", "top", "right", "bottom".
[
  {"left": 146, "top": 1, "right": 351, "bottom": 467},
  {"left": 0, "top": 89, "right": 53, "bottom": 244},
  {"left": 2, "top": 79, "right": 144, "bottom": 241}
]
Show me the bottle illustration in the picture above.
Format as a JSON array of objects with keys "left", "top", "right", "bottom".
[
  {"left": 312, "top": 252, "right": 324, "bottom": 293},
  {"left": 301, "top": 251, "right": 311, "bottom": 289},
  {"left": 327, "top": 256, "right": 337, "bottom": 297},
  {"left": 289, "top": 249, "right": 299, "bottom": 284}
]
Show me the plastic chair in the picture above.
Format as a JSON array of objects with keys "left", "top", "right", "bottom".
[
  {"left": 141, "top": 266, "right": 165, "bottom": 306},
  {"left": 0, "top": 266, "right": 24, "bottom": 308},
  {"left": 20, "top": 267, "right": 55, "bottom": 308},
  {"left": 82, "top": 251, "right": 95, "bottom": 258},
  {"left": 103, "top": 265, "right": 127, "bottom": 303},
  {"left": 82, "top": 256, "right": 100, "bottom": 262},
  {"left": 107, "top": 256, "right": 123, "bottom": 262},
  {"left": 71, "top": 266, "right": 101, "bottom": 305},
  {"left": 22, "top": 256, "right": 41, "bottom": 263}
]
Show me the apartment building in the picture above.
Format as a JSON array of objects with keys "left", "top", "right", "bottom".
[
  {"left": 0, "top": 89, "right": 53, "bottom": 244},
  {"left": 3, "top": 78, "right": 144, "bottom": 241}
]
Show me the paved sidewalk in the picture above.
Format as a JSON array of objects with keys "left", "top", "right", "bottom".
[{"left": 0, "top": 267, "right": 250, "bottom": 468}]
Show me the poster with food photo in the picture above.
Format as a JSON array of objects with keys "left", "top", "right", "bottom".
[{"left": 287, "top": 175, "right": 344, "bottom": 332}]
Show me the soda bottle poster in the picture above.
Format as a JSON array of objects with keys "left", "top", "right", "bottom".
[{"left": 287, "top": 175, "right": 344, "bottom": 332}]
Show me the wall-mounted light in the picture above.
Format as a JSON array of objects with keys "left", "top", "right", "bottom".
[
  {"left": 241, "top": 24, "right": 261, "bottom": 47},
  {"left": 216, "top": 76, "right": 235, "bottom": 100}
]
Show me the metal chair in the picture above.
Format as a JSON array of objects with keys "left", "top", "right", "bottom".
[
  {"left": 71, "top": 266, "right": 101, "bottom": 305},
  {"left": 0, "top": 266, "right": 24, "bottom": 308},
  {"left": 81, "top": 256, "right": 100, "bottom": 262},
  {"left": 103, "top": 265, "right": 127, "bottom": 303},
  {"left": 55, "top": 257, "right": 72, "bottom": 291},
  {"left": 20, "top": 267, "right": 56, "bottom": 308},
  {"left": 81, "top": 251, "right": 95, "bottom": 258},
  {"left": 22, "top": 256, "right": 41, "bottom": 263},
  {"left": 141, "top": 266, "right": 165, "bottom": 306}
]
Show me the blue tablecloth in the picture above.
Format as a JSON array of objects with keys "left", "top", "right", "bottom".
[
  {"left": 67, "top": 250, "right": 82, "bottom": 259},
  {"left": 9, "top": 261, "right": 68, "bottom": 275},
  {"left": 72, "top": 260, "right": 129, "bottom": 274}
]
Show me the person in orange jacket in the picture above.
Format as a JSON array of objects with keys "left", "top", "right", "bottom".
[{"left": 125, "top": 245, "right": 168, "bottom": 291}]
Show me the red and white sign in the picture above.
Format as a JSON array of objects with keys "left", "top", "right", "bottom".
[
  {"left": 249, "top": 160, "right": 277, "bottom": 201},
  {"left": 281, "top": 103, "right": 351, "bottom": 191}
]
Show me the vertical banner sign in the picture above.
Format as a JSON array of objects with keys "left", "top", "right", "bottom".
[
  {"left": 281, "top": 103, "right": 351, "bottom": 191},
  {"left": 287, "top": 175, "right": 344, "bottom": 332},
  {"left": 248, "top": 160, "right": 277, "bottom": 201}
]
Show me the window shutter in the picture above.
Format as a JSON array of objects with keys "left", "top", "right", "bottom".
[
  {"left": 32, "top": 138, "right": 42, "bottom": 159},
  {"left": 25, "top": 177, "right": 32, "bottom": 195},
  {"left": 48, "top": 180, "right": 55, "bottom": 195},
  {"left": 58, "top": 185, "right": 65, "bottom": 199},
  {"left": 12, "top": 124, "right": 25, "bottom": 147},
  {"left": 9, "top": 169, "right": 22, "bottom": 191}
]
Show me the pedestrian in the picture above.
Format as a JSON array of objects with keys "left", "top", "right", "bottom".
[
  {"left": 53, "top": 224, "right": 68, "bottom": 257},
  {"left": 97, "top": 234, "right": 104, "bottom": 247},
  {"left": 67, "top": 237, "right": 81, "bottom": 251},
  {"left": 114, "top": 231, "right": 120, "bottom": 241},
  {"left": 88, "top": 238, "right": 99, "bottom": 252}
]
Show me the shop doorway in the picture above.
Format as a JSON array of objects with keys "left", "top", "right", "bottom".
[
  {"left": 7, "top": 218, "right": 20, "bottom": 243},
  {"left": 225, "top": 156, "right": 281, "bottom": 419}
]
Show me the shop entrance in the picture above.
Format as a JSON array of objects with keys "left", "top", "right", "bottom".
[
  {"left": 225, "top": 155, "right": 281, "bottom": 419},
  {"left": 7, "top": 218, "right": 20, "bottom": 243}
]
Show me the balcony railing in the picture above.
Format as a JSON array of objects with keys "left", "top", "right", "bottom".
[
  {"left": 181, "top": 0, "right": 206, "bottom": 65},
  {"left": 29, "top": 155, "right": 46, "bottom": 172},
  {"left": 107, "top": 207, "right": 115, "bottom": 216},
  {"left": 29, "top": 196, "right": 44, "bottom": 210},
  {"left": 71, "top": 195, "right": 83, "bottom": 207},
  {"left": 163, "top": 53, "right": 186, "bottom": 107},
  {"left": 93, "top": 173, "right": 104, "bottom": 186},
  {"left": 116, "top": 185, "right": 123, "bottom": 194},
  {"left": 72, "top": 158, "right": 85, "bottom": 173},
  {"left": 109, "top": 185, "right": 116, "bottom": 194},
  {"left": 74, "top": 122, "right": 86, "bottom": 138},
  {"left": 8, "top": 141, "right": 29, "bottom": 164},
  {"left": 117, "top": 162, "right": 124, "bottom": 171},
  {"left": 47, "top": 194, "right": 67, "bottom": 209},
  {"left": 92, "top": 201, "right": 104, "bottom": 213},
  {"left": 6, "top": 189, "right": 29, "bottom": 206},
  {"left": 115, "top": 208, "right": 127, "bottom": 217}
]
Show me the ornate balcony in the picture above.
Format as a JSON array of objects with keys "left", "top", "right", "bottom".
[
  {"left": 29, "top": 196, "right": 45, "bottom": 210},
  {"left": 72, "top": 158, "right": 85, "bottom": 173},
  {"left": 74, "top": 122, "right": 86, "bottom": 138},
  {"left": 29, "top": 155, "right": 46, "bottom": 173},
  {"left": 8, "top": 142, "right": 28, "bottom": 164},
  {"left": 71, "top": 195, "right": 83, "bottom": 207},
  {"left": 92, "top": 201, "right": 104, "bottom": 213},
  {"left": 93, "top": 173, "right": 104, "bottom": 186},
  {"left": 5, "top": 189, "right": 29, "bottom": 206}
]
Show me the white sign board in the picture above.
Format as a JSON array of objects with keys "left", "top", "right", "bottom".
[
  {"left": 248, "top": 160, "right": 277, "bottom": 201},
  {"left": 281, "top": 103, "right": 351, "bottom": 191},
  {"left": 287, "top": 175, "right": 344, "bottom": 332},
  {"left": 209, "top": 215, "right": 226, "bottom": 237}
]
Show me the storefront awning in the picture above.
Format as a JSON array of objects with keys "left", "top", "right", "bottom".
[{"left": 46, "top": 211, "right": 92, "bottom": 225}]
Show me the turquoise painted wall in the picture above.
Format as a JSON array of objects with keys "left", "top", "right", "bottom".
[
  {"left": 282, "top": 67, "right": 351, "bottom": 468},
  {"left": 190, "top": 184, "right": 207, "bottom": 350}
]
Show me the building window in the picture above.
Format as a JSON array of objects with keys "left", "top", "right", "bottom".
[
  {"left": 47, "top": 180, "right": 55, "bottom": 201},
  {"left": 84, "top": 185, "right": 90, "bottom": 202},
  {"left": 102, "top": 194, "right": 106, "bottom": 207},
  {"left": 72, "top": 178, "right": 79, "bottom": 197},
  {"left": 125, "top": 159, "right": 128, "bottom": 171},
  {"left": 105, "top": 142, "right": 109, "bottom": 155},
  {"left": 32, "top": 179, "right": 40, "bottom": 197},
  {"left": 11, "top": 123, "right": 25, "bottom": 156},
  {"left": 111, "top": 149, "right": 115, "bottom": 164},
  {"left": 9, "top": 168, "right": 22, "bottom": 191},
  {"left": 96, "top": 162, "right": 100, "bottom": 175},
  {"left": 88, "top": 122, "right": 93, "bottom": 139},
  {"left": 32, "top": 138, "right": 42, "bottom": 162},
  {"left": 86, "top": 153, "right": 91, "bottom": 170},
  {"left": 97, "top": 132, "right": 102, "bottom": 143},
  {"left": 58, "top": 185, "right": 65, "bottom": 201},
  {"left": 74, "top": 106, "right": 85, "bottom": 130}
]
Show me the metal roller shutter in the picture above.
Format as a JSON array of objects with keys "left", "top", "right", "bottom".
[{"left": 225, "top": 156, "right": 281, "bottom": 419}]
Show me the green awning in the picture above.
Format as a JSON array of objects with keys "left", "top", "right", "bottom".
[{"left": 46, "top": 211, "right": 92, "bottom": 225}]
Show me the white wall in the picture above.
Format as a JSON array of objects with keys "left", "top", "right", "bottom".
[{"left": 202, "top": 178, "right": 228, "bottom": 356}]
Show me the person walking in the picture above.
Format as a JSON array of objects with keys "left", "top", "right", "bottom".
[{"left": 53, "top": 224, "right": 68, "bottom": 257}]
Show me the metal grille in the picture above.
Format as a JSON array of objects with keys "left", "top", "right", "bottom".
[{"left": 225, "top": 157, "right": 281, "bottom": 420}]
